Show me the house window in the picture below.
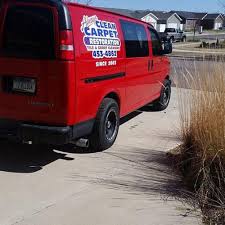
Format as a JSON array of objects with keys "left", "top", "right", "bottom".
[{"left": 120, "top": 20, "right": 149, "bottom": 58}]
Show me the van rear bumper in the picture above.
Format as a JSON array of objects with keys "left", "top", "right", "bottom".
[{"left": 0, "top": 119, "right": 94, "bottom": 145}]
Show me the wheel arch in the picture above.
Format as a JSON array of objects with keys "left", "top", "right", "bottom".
[
  {"left": 104, "top": 91, "right": 121, "bottom": 109},
  {"left": 165, "top": 75, "right": 171, "bottom": 82}
]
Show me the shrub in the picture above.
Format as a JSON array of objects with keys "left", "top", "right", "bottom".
[{"left": 175, "top": 60, "right": 225, "bottom": 224}]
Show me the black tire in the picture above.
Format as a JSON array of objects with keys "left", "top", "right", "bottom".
[
  {"left": 149, "top": 79, "right": 171, "bottom": 111},
  {"left": 88, "top": 98, "right": 120, "bottom": 152},
  {"left": 182, "top": 36, "right": 186, "bottom": 42},
  {"left": 170, "top": 37, "right": 174, "bottom": 43}
]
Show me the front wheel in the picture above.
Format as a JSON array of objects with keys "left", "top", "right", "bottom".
[
  {"left": 149, "top": 79, "right": 171, "bottom": 111},
  {"left": 88, "top": 98, "right": 120, "bottom": 152},
  {"left": 170, "top": 37, "right": 174, "bottom": 43},
  {"left": 182, "top": 37, "right": 186, "bottom": 42}
]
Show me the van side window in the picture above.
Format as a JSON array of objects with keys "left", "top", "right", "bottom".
[
  {"left": 149, "top": 29, "right": 162, "bottom": 56},
  {"left": 120, "top": 20, "right": 149, "bottom": 58}
]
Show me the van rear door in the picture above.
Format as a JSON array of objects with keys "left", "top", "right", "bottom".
[{"left": 0, "top": 1, "right": 76, "bottom": 125}]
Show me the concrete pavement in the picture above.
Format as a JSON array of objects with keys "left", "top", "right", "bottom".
[{"left": 0, "top": 89, "right": 201, "bottom": 225}]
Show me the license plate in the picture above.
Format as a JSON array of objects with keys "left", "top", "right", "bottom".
[{"left": 12, "top": 78, "right": 36, "bottom": 94}]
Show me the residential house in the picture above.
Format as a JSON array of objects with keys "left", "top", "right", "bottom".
[
  {"left": 171, "top": 11, "right": 207, "bottom": 31},
  {"left": 103, "top": 8, "right": 223, "bottom": 32},
  {"left": 140, "top": 11, "right": 182, "bottom": 32},
  {"left": 202, "top": 13, "right": 224, "bottom": 30},
  {"left": 103, "top": 8, "right": 182, "bottom": 32}
]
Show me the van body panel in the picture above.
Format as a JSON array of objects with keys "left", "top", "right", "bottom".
[
  {"left": 68, "top": 4, "right": 127, "bottom": 123},
  {"left": 0, "top": 1, "right": 170, "bottom": 145},
  {"left": 0, "top": 59, "right": 76, "bottom": 125},
  {"left": 0, "top": 0, "right": 76, "bottom": 126}
]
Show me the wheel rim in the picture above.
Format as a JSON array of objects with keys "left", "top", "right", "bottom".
[
  {"left": 162, "top": 86, "right": 170, "bottom": 106},
  {"left": 105, "top": 109, "right": 118, "bottom": 141}
]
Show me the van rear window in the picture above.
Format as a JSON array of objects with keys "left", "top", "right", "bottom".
[{"left": 1, "top": 5, "right": 55, "bottom": 59}]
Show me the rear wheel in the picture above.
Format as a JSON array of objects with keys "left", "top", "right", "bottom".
[
  {"left": 149, "top": 79, "right": 171, "bottom": 111},
  {"left": 88, "top": 98, "right": 120, "bottom": 152}
]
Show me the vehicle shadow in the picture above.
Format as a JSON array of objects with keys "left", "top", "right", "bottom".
[
  {"left": 57, "top": 108, "right": 156, "bottom": 155},
  {"left": 0, "top": 106, "right": 164, "bottom": 173},
  {"left": 120, "top": 110, "right": 143, "bottom": 125},
  {"left": 0, "top": 139, "right": 74, "bottom": 173}
]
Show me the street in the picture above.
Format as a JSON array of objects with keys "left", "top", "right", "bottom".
[{"left": 0, "top": 88, "right": 201, "bottom": 225}]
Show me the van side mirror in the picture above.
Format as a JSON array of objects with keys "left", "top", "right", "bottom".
[{"left": 161, "top": 41, "right": 172, "bottom": 54}]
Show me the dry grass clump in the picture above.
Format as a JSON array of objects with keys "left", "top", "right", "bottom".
[{"left": 175, "top": 60, "right": 225, "bottom": 224}]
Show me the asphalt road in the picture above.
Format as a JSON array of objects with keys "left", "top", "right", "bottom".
[{"left": 0, "top": 88, "right": 201, "bottom": 225}]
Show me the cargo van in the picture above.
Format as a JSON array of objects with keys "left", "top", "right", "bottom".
[{"left": 0, "top": 0, "right": 172, "bottom": 151}]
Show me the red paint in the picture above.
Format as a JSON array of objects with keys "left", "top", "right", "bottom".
[{"left": 0, "top": 1, "right": 170, "bottom": 127}]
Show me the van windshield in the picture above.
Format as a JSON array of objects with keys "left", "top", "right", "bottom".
[{"left": 1, "top": 5, "right": 55, "bottom": 59}]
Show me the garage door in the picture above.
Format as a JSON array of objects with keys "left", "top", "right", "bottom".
[
  {"left": 167, "top": 23, "right": 178, "bottom": 29},
  {"left": 215, "top": 23, "right": 222, "bottom": 30},
  {"left": 159, "top": 24, "right": 166, "bottom": 32}
]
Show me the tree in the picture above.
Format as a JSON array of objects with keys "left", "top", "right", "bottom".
[{"left": 193, "top": 19, "right": 201, "bottom": 41}]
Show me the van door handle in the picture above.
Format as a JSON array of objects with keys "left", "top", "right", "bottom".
[
  {"left": 148, "top": 60, "right": 153, "bottom": 71},
  {"left": 148, "top": 60, "right": 151, "bottom": 71}
]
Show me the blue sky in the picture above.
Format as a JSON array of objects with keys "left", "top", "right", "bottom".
[{"left": 87, "top": 0, "right": 223, "bottom": 13}]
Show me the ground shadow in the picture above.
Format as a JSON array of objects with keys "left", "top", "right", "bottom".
[
  {"left": 120, "top": 110, "right": 143, "bottom": 125},
  {"left": 69, "top": 146, "right": 192, "bottom": 202},
  {"left": 104, "top": 148, "right": 187, "bottom": 198},
  {"left": 0, "top": 139, "right": 74, "bottom": 173}
]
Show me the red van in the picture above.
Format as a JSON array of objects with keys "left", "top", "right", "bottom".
[{"left": 0, "top": 0, "right": 172, "bottom": 151}]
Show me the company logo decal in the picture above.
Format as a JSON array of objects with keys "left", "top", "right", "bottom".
[{"left": 81, "top": 15, "right": 121, "bottom": 59}]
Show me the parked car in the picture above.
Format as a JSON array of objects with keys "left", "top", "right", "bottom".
[
  {"left": 163, "top": 28, "right": 186, "bottom": 42},
  {"left": 0, "top": 0, "right": 172, "bottom": 152}
]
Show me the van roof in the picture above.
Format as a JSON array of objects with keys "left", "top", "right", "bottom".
[
  {"left": 61, "top": 0, "right": 154, "bottom": 28},
  {"left": 5, "top": 0, "right": 72, "bottom": 29},
  {"left": 6, "top": 0, "right": 154, "bottom": 29}
]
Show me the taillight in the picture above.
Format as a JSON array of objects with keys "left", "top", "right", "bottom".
[{"left": 59, "top": 30, "right": 74, "bottom": 60}]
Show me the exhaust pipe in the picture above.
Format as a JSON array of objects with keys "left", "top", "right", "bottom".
[{"left": 74, "top": 138, "right": 89, "bottom": 148}]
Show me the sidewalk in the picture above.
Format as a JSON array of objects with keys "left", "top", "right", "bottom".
[{"left": 0, "top": 89, "right": 202, "bottom": 225}]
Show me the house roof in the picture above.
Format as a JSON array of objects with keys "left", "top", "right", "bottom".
[
  {"left": 101, "top": 8, "right": 154, "bottom": 20},
  {"left": 149, "top": 11, "right": 174, "bottom": 20},
  {"left": 171, "top": 11, "right": 207, "bottom": 20},
  {"left": 100, "top": 8, "right": 135, "bottom": 17},
  {"left": 204, "top": 13, "right": 224, "bottom": 20},
  {"left": 140, "top": 11, "right": 182, "bottom": 24},
  {"left": 102, "top": 8, "right": 182, "bottom": 23},
  {"left": 132, "top": 10, "right": 152, "bottom": 19}
]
